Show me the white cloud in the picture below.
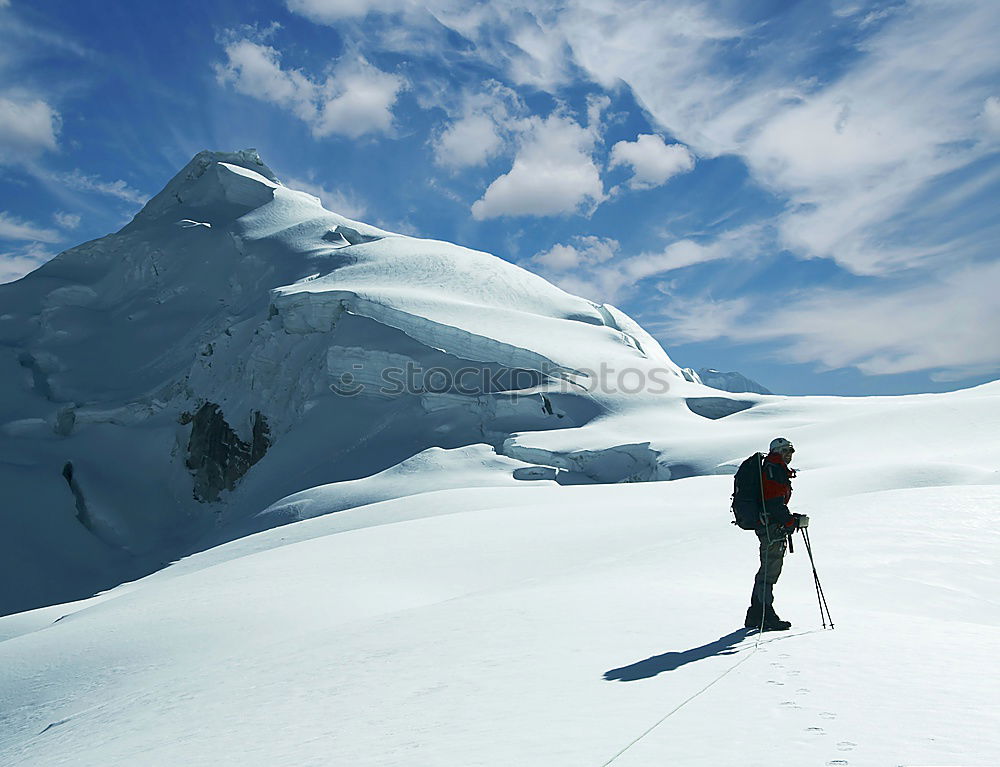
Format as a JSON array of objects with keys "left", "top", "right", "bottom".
[
  {"left": 533, "top": 242, "right": 581, "bottom": 271},
  {"left": 286, "top": 1, "right": 576, "bottom": 90},
  {"left": 530, "top": 226, "right": 760, "bottom": 302},
  {"left": 391, "top": 1, "right": 993, "bottom": 273},
  {"left": 586, "top": 93, "right": 610, "bottom": 130},
  {"left": 54, "top": 211, "right": 81, "bottom": 229},
  {"left": 532, "top": 235, "right": 617, "bottom": 272},
  {"left": 216, "top": 39, "right": 317, "bottom": 122},
  {"left": 56, "top": 170, "right": 148, "bottom": 205},
  {"left": 434, "top": 113, "right": 503, "bottom": 169},
  {"left": 0, "top": 242, "right": 55, "bottom": 284},
  {"left": 644, "top": 294, "right": 752, "bottom": 345},
  {"left": 983, "top": 96, "right": 1000, "bottom": 134},
  {"left": 542, "top": 1, "right": 1000, "bottom": 279},
  {"left": 609, "top": 134, "right": 694, "bottom": 190},
  {"left": 283, "top": 176, "right": 367, "bottom": 219},
  {"left": 0, "top": 211, "right": 61, "bottom": 243},
  {"left": 285, "top": 0, "right": 410, "bottom": 23},
  {"left": 504, "top": 15, "right": 573, "bottom": 89},
  {"left": 431, "top": 82, "right": 522, "bottom": 169},
  {"left": 765, "top": 265, "right": 1000, "bottom": 378},
  {"left": 217, "top": 39, "right": 404, "bottom": 139},
  {"left": 471, "top": 114, "right": 604, "bottom": 219},
  {"left": 829, "top": 0, "right": 875, "bottom": 18},
  {"left": 650, "top": 259, "right": 1000, "bottom": 380},
  {"left": 313, "top": 57, "right": 405, "bottom": 139},
  {"left": 0, "top": 96, "right": 60, "bottom": 162}
]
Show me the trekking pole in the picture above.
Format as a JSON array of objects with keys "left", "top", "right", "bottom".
[
  {"left": 805, "top": 530, "right": 834, "bottom": 627},
  {"left": 805, "top": 533, "right": 826, "bottom": 628},
  {"left": 803, "top": 529, "right": 832, "bottom": 628},
  {"left": 801, "top": 528, "right": 834, "bottom": 629}
]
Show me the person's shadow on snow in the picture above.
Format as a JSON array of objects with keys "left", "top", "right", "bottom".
[{"left": 603, "top": 629, "right": 750, "bottom": 682}]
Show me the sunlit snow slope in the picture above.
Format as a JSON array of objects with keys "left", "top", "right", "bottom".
[{"left": 0, "top": 382, "right": 997, "bottom": 766}]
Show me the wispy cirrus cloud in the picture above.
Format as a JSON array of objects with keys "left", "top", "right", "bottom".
[
  {"left": 531, "top": 224, "right": 765, "bottom": 303},
  {"left": 648, "top": 258, "right": 1000, "bottom": 381},
  {"left": 284, "top": 0, "right": 576, "bottom": 90},
  {"left": 0, "top": 211, "right": 61, "bottom": 243},
  {"left": 0, "top": 242, "right": 56, "bottom": 284},
  {"left": 980, "top": 95, "right": 1000, "bottom": 134},
  {"left": 53, "top": 169, "right": 148, "bottom": 205},
  {"left": 285, "top": 0, "right": 410, "bottom": 23}
]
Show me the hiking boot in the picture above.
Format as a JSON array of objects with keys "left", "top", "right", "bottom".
[
  {"left": 761, "top": 618, "right": 792, "bottom": 631},
  {"left": 744, "top": 608, "right": 762, "bottom": 628}
]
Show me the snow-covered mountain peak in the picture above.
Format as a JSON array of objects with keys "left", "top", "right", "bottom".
[{"left": 1, "top": 149, "right": 717, "bottom": 614}]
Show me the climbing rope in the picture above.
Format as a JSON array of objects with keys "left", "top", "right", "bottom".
[{"left": 598, "top": 644, "right": 762, "bottom": 767}]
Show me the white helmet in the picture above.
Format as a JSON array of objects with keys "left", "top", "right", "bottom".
[{"left": 769, "top": 437, "right": 794, "bottom": 455}]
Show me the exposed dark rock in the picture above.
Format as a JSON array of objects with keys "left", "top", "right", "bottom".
[
  {"left": 185, "top": 403, "right": 271, "bottom": 501},
  {"left": 62, "top": 461, "right": 94, "bottom": 533},
  {"left": 18, "top": 352, "right": 56, "bottom": 401}
]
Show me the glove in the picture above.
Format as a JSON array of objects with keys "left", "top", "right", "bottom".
[{"left": 793, "top": 513, "right": 809, "bottom": 529}]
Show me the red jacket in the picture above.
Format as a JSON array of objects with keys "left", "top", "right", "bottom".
[{"left": 760, "top": 451, "right": 794, "bottom": 527}]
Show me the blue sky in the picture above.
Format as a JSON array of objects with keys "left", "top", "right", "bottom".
[{"left": 1, "top": 0, "right": 998, "bottom": 395}]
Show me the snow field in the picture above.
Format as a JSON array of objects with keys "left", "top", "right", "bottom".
[{"left": 1, "top": 480, "right": 997, "bottom": 766}]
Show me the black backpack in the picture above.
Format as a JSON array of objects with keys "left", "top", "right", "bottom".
[{"left": 731, "top": 452, "right": 765, "bottom": 530}]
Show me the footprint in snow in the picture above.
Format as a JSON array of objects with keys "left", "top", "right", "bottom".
[
  {"left": 796, "top": 687, "right": 810, "bottom": 694},
  {"left": 818, "top": 711, "right": 836, "bottom": 719},
  {"left": 826, "top": 761, "right": 848, "bottom": 766},
  {"left": 836, "top": 742, "right": 856, "bottom": 751},
  {"left": 767, "top": 680, "right": 784, "bottom": 685},
  {"left": 805, "top": 727, "right": 825, "bottom": 734}
]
